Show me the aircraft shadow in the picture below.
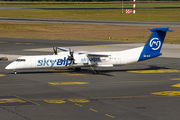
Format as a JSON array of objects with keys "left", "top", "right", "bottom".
[{"left": 7, "top": 65, "right": 170, "bottom": 76}]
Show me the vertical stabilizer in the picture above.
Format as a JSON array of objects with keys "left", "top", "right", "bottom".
[{"left": 138, "top": 28, "right": 173, "bottom": 61}]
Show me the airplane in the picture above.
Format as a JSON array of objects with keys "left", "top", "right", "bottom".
[{"left": 5, "top": 28, "right": 173, "bottom": 74}]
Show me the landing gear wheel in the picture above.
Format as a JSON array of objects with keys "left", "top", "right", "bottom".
[
  {"left": 93, "top": 70, "right": 98, "bottom": 74},
  {"left": 90, "top": 66, "right": 98, "bottom": 74},
  {"left": 14, "top": 71, "right": 17, "bottom": 75},
  {"left": 75, "top": 67, "right": 81, "bottom": 71}
]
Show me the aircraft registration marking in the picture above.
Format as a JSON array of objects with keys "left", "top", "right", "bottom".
[
  {"left": 0, "top": 74, "right": 5, "bottom": 77},
  {"left": 151, "top": 91, "right": 180, "bottom": 96},
  {"left": 127, "top": 69, "right": 180, "bottom": 73},
  {"left": 48, "top": 82, "right": 89, "bottom": 85}
]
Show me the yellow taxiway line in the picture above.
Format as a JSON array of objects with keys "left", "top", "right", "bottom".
[
  {"left": 14, "top": 95, "right": 40, "bottom": 106},
  {"left": 151, "top": 91, "right": 180, "bottom": 96},
  {"left": 171, "top": 78, "right": 180, "bottom": 80},
  {"left": 48, "top": 82, "right": 89, "bottom": 85},
  {"left": 75, "top": 103, "right": 83, "bottom": 107},
  {"left": 171, "top": 83, "right": 180, "bottom": 88},
  {"left": 89, "top": 108, "right": 98, "bottom": 112},
  {"left": 128, "top": 69, "right": 180, "bottom": 73},
  {"left": 105, "top": 114, "right": 115, "bottom": 118},
  {"left": 0, "top": 74, "right": 5, "bottom": 77}
]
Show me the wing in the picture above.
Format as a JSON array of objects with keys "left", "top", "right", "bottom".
[
  {"left": 87, "top": 54, "right": 110, "bottom": 57},
  {"left": 57, "top": 47, "right": 110, "bottom": 57},
  {"left": 57, "top": 47, "right": 89, "bottom": 54},
  {"left": 57, "top": 47, "right": 69, "bottom": 52}
]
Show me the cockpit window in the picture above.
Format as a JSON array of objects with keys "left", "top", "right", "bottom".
[{"left": 16, "top": 59, "right": 26, "bottom": 62}]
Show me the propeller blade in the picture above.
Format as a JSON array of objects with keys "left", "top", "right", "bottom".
[
  {"left": 69, "top": 48, "right": 74, "bottom": 57},
  {"left": 53, "top": 47, "right": 57, "bottom": 55},
  {"left": 68, "top": 48, "right": 74, "bottom": 62},
  {"left": 69, "top": 48, "right": 71, "bottom": 55}
]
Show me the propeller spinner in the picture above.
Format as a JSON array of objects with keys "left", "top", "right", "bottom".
[{"left": 68, "top": 48, "right": 75, "bottom": 64}]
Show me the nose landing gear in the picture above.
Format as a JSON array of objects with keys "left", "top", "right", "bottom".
[{"left": 13, "top": 70, "right": 17, "bottom": 75}]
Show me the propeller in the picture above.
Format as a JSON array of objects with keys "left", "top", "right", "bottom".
[
  {"left": 53, "top": 47, "right": 57, "bottom": 55},
  {"left": 68, "top": 48, "right": 75, "bottom": 64}
]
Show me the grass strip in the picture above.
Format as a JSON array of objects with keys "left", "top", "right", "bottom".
[
  {"left": 0, "top": 3, "right": 179, "bottom": 8},
  {"left": 0, "top": 9, "right": 179, "bottom": 22},
  {"left": 0, "top": 22, "right": 179, "bottom": 44}
]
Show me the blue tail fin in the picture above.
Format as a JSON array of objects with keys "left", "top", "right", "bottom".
[{"left": 138, "top": 28, "right": 173, "bottom": 61}]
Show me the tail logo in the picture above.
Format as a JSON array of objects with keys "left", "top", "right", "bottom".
[{"left": 150, "top": 38, "right": 161, "bottom": 50}]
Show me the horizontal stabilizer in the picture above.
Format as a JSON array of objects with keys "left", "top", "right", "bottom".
[{"left": 150, "top": 28, "right": 174, "bottom": 32}]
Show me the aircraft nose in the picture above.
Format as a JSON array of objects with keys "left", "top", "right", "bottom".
[
  {"left": 5, "top": 64, "right": 12, "bottom": 70},
  {"left": 5, "top": 63, "right": 15, "bottom": 70}
]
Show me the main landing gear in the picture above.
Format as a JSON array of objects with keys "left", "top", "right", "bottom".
[
  {"left": 74, "top": 67, "right": 98, "bottom": 74},
  {"left": 75, "top": 67, "right": 81, "bottom": 71},
  {"left": 90, "top": 66, "right": 98, "bottom": 74}
]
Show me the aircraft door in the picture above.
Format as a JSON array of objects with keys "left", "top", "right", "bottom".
[
  {"left": 15, "top": 62, "right": 19, "bottom": 69},
  {"left": 116, "top": 55, "right": 121, "bottom": 64},
  {"left": 31, "top": 58, "right": 36, "bottom": 68}
]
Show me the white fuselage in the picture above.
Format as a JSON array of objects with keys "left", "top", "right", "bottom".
[
  {"left": 6, "top": 28, "right": 172, "bottom": 73},
  {"left": 5, "top": 46, "right": 143, "bottom": 70}
]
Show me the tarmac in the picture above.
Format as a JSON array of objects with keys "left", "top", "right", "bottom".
[
  {"left": 0, "top": 17, "right": 180, "bottom": 27},
  {"left": 0, "top": 37, "right": 180, "bottom": 120}
]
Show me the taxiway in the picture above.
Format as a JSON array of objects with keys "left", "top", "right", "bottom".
[{"left": 0, "top": 37, "right": 180, "bottom": 120}]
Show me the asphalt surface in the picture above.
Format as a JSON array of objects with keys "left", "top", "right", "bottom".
[
  {"left": 0, "top": 37, "right": 180, "bottom": 120},
  {"left": 0, "top": 37, "right": 122, "bottom": 55},
  {"left": 1, "top": 17, "right": 180, "bottom": 27}
]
